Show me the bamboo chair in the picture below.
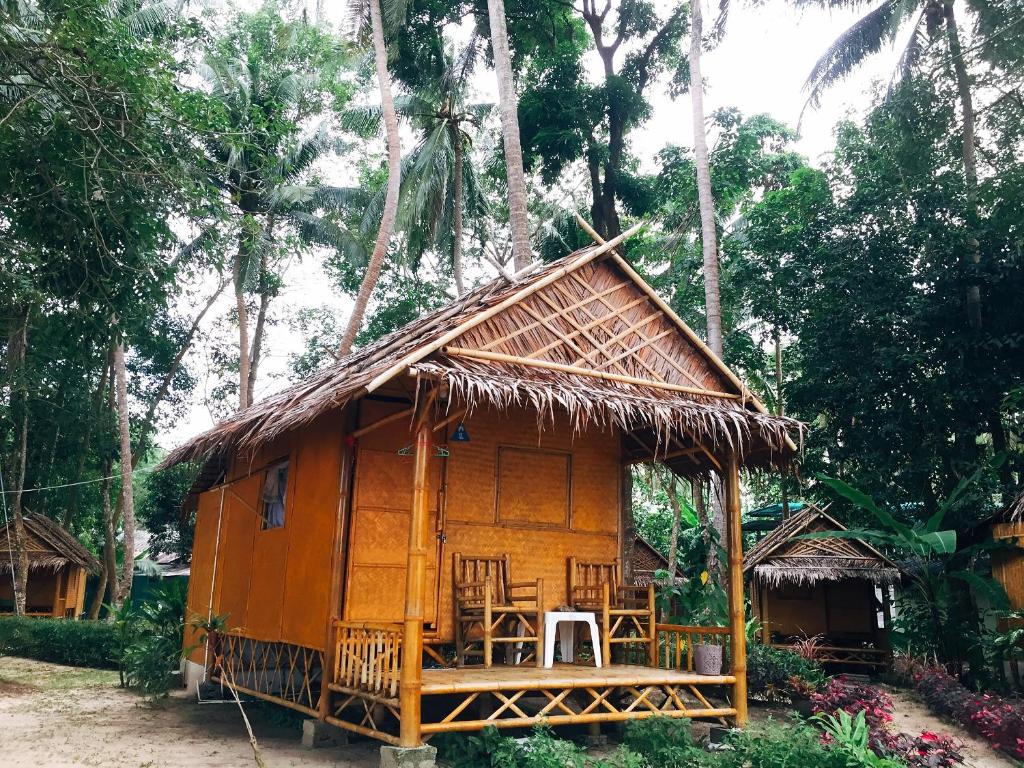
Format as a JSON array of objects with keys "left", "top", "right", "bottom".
[
  {"left": 453, "top": 553, "right": 544, "bottom": 668},
  {"left": 568, "top": 557, "right": 656, "bottom": 666}
]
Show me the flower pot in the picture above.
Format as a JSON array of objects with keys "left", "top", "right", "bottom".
[{"left": 694, "top": 643, "right": 723, "bottom": 676}]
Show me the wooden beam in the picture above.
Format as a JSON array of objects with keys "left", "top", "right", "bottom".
[
  {"left": 365, "top": 222, "right": 646, "bottom": 395},
  {"left": 442, "top": 346, "right": 739, "bottom": 400},
  {"left": 399, "top": 415, "right": 433, "bottom": 747},
  {"left": 351, "top": 407, "right": 414, "bottom": 438},
  {"left": 724, "top": 455, "right": 748, "bottom": 727}
]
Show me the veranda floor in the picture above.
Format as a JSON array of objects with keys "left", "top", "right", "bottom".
[{"left": 420, "top": 662, "right": 735, "bottom": 694}]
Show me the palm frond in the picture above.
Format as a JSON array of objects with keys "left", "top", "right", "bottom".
[
  {"left": 803, "top": 0, "right": 914, "bottom": 109},
  {"left": 289, "top": 211, "right": 369, "bottom": 266}
]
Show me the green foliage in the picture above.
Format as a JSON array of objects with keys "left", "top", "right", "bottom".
[
  {"left": 117, "top": 580, "right": 189, "bottom": 696},
  {"left": 137, "top": 460, "right": 201, "bottom": 562},
  {"left": 717, "top": 719, "right": 851, "bottom": 768},
  {"left": 746, "top": 643, "right": 826, "bottom": 701},
  {"left": 0, "top": 616, "right": 120, "bottom": 669},
  {"left": 620, "top": 716, "right": 701, "bottom": 768},
  {"left": 434, "top": 725, "right": 587, "bottom": 768},
  {"left": 813, "top": 710, "right": 905, "bottom": 768}
]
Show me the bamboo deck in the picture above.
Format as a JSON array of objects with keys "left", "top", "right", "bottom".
[{"left": 420, "top": 663, "right": 735, "bottom": 694}]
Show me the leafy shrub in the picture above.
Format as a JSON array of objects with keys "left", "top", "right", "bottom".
[
  {"left": 747, "top": 642, "right": 825, "bottom": 701},
  {"left": 907, "top": 661, "right": 1024, "bottom": 761},
  {"left": 812, "top": 676, "right": 963, "bottom": 767},
  {"left": 814, "top": 709, "right": 904, "bottom": 768},
  {"left": 0, "top": 614, "right": 119, "bottom": 668},
  {"left": 620, "top": 716, "right": 701, "bottom": 767},
  {"left": 718, "top": 719, "right": 849, "bottom": 768},
  {"left": 434, "top": 725, "right": 588, "bottom": 768},
  {"left": 118, "top": 580, "right": 188, "bottom": 695}
]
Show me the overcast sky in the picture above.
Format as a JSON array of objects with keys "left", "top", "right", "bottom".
[{"left": 158, "top": 0, "right": 904, "bottom": 449}]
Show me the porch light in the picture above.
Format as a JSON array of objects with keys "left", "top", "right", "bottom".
[{"left": 451, "top": 422, "right": 470, "bottom": 442}]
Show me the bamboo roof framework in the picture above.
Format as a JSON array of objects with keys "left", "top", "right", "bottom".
[
  {"left": 162, "top": 224, "right": 802, "bottom": 486},
  {"left": 0, "top": 514, "right": 101, "bottom": 574},
  {"left": 743, "top": 504, "right": 901, "bottom": 587}
]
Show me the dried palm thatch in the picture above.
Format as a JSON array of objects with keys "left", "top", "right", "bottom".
[
  {"left": 161, "top": 236, "right": 800, "bottom": 478},
  {"left": 744, "top": 504, "right": 901, "bottom": 587},
  {"left": 1006, "top": 492, "right": 1024, "bottom": 523},
  {"left": 0, "top": 514, "right": 101, "bottom": 574}
]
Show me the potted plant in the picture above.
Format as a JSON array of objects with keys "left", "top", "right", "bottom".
[{"left": 665, "top": 570, "right": 730, "bottom": 676}]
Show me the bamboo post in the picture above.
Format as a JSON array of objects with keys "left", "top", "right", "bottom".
[
  {"left": 601, "top": 582, "right": 611, "bottom": 665},
  {"left": 399, "top": 419, "right": 432, "bottom": 747},
  {"left": 484, "top": 577, "right": 493, "bottom": 668},
  {"left": 647, "top": 583, "right": 657, "bottom": 666},
  {"left": 536, "top": 578, "right": 545, "bottom": 668},
  {"left": 724, "top": 454, "right": 748, "bottom": 726}
]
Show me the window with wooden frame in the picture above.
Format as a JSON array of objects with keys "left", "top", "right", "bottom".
[
  {"left": 495, "top": 446, "right": 571, "bottom": 528},
  {"left": 260, "top": 460, "right": 289, "bottom": 530}
]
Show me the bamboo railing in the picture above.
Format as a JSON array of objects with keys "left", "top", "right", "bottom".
[
  {"left": 656, "top": 623, "right": 732, "bottom": 673},
  {"left": 332, "top": 619, "right": 403, "bottom": 703}
]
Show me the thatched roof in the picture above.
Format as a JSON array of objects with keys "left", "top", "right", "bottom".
[
  {"left": 743, "top": 504, "right": 901, "bottom": 587},
  {"left": 162, "top": 236, "right": 800, "bottom": 481},
  {"left": 0, "top": 514, "right": 101, "bottom": 574}
]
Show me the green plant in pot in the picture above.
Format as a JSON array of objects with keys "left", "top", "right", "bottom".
[{"left": 658, "top": 568, "right": 729, "bottom": 675}]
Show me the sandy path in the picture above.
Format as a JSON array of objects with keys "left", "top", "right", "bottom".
[
  {"left": 0, "top": 656, "right": 378, "bottom": 768},
  {"left": 882, "top": 686, "right": 1020, "bottom": 768}
]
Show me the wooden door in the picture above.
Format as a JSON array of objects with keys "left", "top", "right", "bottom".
[{"left": 344, "top": 447, "right": 443, "bottom": 627}]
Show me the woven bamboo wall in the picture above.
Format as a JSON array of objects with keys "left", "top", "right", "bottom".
[
  {"left": 184, "top": 489, "right": 221, "bottom": 662},
  {"left": 342, "top": 397, "right": 621, "bottom": 640},
  {"left": 186, "top": 410, "right": 345, "bottom": 652},
  {"left": 760, "top": 579, "right": 875, "bottom": 639},
  {"left": 992, "top": 521, "right": 1024, "bottom": 611}
]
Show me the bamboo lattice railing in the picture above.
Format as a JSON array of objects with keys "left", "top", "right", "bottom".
[
  {"left": 332, "top": 620, "right": 403, "bottom": 703},
  {"left": 656, "top": 624, "right": 731, "bottom": 673}
]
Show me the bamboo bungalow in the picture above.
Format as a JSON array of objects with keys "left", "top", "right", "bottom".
[
  {"left": 163, "top": 229, "right": 798, "bottom": 755},
  {"left": 0, "top": 514, "right": 100, "bottom": 618},
  {"left": 744, "top": 504, "right": 899, "bottom": 671}
]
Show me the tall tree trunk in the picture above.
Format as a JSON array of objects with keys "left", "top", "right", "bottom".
[
  {"left": 774, "top": 328, "right": 790, "bottom": 518},
  {"left": 233, "top": 236, "right": 251, "bottom": 411},
  {"left": 689, "top": 0, "right": 722, "bottom": 359},
  {"left": 338, "top": 0, "right": 401, "bottom": 357},
  {"left": 113, "top": 341, "right": 136, "bottom": 605},
  {"left": 942, "top": 1, "right": 982, "bottom": 330},
  {"left": 88, "top": 465, "right": 114, "bottom": 620},
  {"left": 63, "top": 359, "right": 109, "bottom": 528},
  {"left": 248, "top": 251, "right": 271, "bottom": 399},
  {"left": 452, "top": 126, "right": 466, "bottom": 295},
  {"left": 692, "top": 477, "right": 719, "bottom": 577},
  {"left": 5, "top": 308, "right": 29, "bottom": 615},
  {"left": 666, "top": 475, "right": 682, "bottom": 579},
  {"left": 486, "top": 0, "right": 532, "bottom": 269}
]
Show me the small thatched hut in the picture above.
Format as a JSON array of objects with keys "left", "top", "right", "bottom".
[
  {"left": 162, "top": 232, "right": 799, "bottom": 751},
  {"left": 744, "top": 504, "right": 899, "bottom": 671},
  {"left": 0, "top": 515, "right": 100, "bottom": 617}
]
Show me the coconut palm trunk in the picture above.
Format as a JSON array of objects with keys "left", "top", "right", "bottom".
[
  {"left": 689, "top": 0, "right": 722, "bottom": 359},
  {"left": 233, "top": 238, "right": 251, "bottom": 411},
  {"left": 339, "top": 0, "right": 401, "bottom": 357},
  {"left": 486, "top": 0, "right": 532, "bottom": 270},
  {"left": 113, "top": 340, "right": 136, "bottom": 604},
  {"left": 941, "top": 0, "right": 981, "bottom": 330},
  {"left": 452, "top": 126, "right": 466, "bottom": 295}
]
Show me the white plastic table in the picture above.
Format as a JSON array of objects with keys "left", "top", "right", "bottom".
[{"left": 543, "top": 611, "right": 603, "bottom": 668}]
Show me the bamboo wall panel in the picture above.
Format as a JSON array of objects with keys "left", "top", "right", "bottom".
[
  {"left": 762, "top": 584, "right": 828, "bottom": 638},
  {"left": 184, "top": 490, "right": 220, "bottom": 660},
  {"left": 496, "top": 447, "right": 570, "bottom": 527},
  {"left": 281, "top": 412, "right": 344, "bottom": 649},
  {"left": 214, "top": 473, "right": 261, "bottom": 632},
  {"left": 246, "top": 524, "right": 289, "bottom": 641},
  {"left": 992, "top": 522, "right": 1024, "bottom": 611}
]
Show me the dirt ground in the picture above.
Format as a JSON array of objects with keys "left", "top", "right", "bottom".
[
  {"left": 881, "top": 686, "right": 1020, "bottom": 768},
  {"left": 3, "top": 657, "right": 1020, "bottom": 768},
  {"left": 0, "top": 656, "right": 379, "bottom": 768}
]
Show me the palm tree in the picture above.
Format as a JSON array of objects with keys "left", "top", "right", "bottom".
[
  {"left": 803, "top": 0, "right": 981, "bottom": 328},
  {"left": 199, "top": 28, "right": 357, "bottom": 408},
  {"left": 338, "top": 0, "right": 404, "bottom": 356},
  {"left": 394, "top": 44, "right": 490, "bottom": 295},
  {"left": 688, "top": 0, "right": 723, "bottom": 359},
  {"left": 485, "top": 0, "right": 532, "bottom": 270}
]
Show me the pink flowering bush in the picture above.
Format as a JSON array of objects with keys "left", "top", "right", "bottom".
[
  {"left": 813, "top": 676, "right": 964, "bottom": 767},
  {"left": 908, "top": 662, "right": 1024, "bottom": 761}
]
